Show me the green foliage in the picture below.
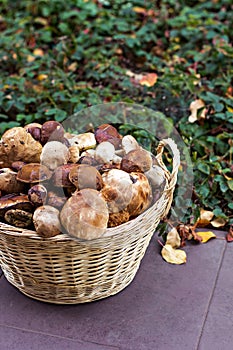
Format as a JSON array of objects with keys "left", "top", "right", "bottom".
[{"left": 0, "top": 0, "right": 232, "bottom": 227}]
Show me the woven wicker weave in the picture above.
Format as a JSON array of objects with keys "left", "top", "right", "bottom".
[{"left": 0, "top": 138, "right": 180, "bottom": 304}]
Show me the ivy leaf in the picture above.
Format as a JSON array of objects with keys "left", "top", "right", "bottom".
[{"left": 197, "top": 162, "right": 210, "bottom": 175}]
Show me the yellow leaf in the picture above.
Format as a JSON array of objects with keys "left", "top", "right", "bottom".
[
  {"left": 197, "top": 231, "right": 216, "bottom": 243},
  {"left": 226, "top": 106, "right": 233, "bottom": 113},
  {"left": 27, "top": 55, "right": 35, "bottom": 63},
  {"left": 68, "top": 62, "right": 78, "bottom": 72},
  {"left": 34, "top": 17, "right": 48, "bottom": 26},
  {"left": 161, "top": 244, "right": 186, "bottom": 265},
  {"left": 37, "top": 74, "right": 48, "bottom": 81},
  {"left": 211, "top": 217, "right": 227, "bottom": 228},
  {"left": 188, "top": 99, "right": 206, "bottom": 123},
  {"left": 133, "top": 7, "right": 147, "bottom": 14},
  {"left": 166, "top": 227, "right": 181, "bottom": 248},
  {"left": 33, "top": 48, "right": 44, "bottom": 57},
  {"left": 139, "top": 73, "right": 158, "bottom": 87},
  {"left": 196, "top": 208, "right": 214, "bottom": 227}
]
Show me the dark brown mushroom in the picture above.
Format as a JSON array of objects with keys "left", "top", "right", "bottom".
[
  {"left": 0, "top": 194, "right": 33, "bottom": 219},
  {"left": 47, "top": 191, "right": 67, "bottom": 209},
  {"left": 4, "top": 209, "right": 33, "bottom": 228},
  {"left": 95, "top": 124, "right": 122, "bottom": 149},
  {"left": 52, "top": 164, "right": 77, "bottom": 188},
  {"left": 40, "top": 121, "right": 65, "bottom": 145},
  {"left": 24, "top": 123, "right": 42, "bottom": 142},
  {"left": 120, "top": 149, "right": 152, "bottom": 173},
  {"left": 16, "top": 163, "right": 52, "bottom": 184},
  {"left": 28, "top": 184, "right": 47, "bottom": 207}
]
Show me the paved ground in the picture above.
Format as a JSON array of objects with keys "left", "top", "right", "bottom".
[{"left": 0, "top": 229, "right": 232, "bottom": 350}]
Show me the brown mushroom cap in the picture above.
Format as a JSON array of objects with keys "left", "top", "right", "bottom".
[
  {"left": 28, "top": 184, "right": 47, "bottom": 207},
  {"left": 127, "top": 172, "right": 152, "bottom": 217},
  {"left": 40, "top": 121, "right": 65, "bottom": 145},
  {"left": 0, "top": 127, "right": 42, "bottom": 168},
  {"left": 52, "top": 164, "right": 77, "bottom": 188},
  {"left": 60, "top": 188, "right": 109, "bottom": 240},
  {"left": 121, "top": 148, "right": 152, "bottom": 173},
  {"left": 0, "top": 168, "right": 25, "bottom": 194},
  {"left": 33, "top": 205, "right": 61, "bottom": 238},
  {"left": 47, "top": 191, "right": 67, "bottom": 209},
  {"left": 24, "top": 123, "right": 42, "bottom": 142},
  {"left": 69, "top": 164, "right": 104, "bottom": 191},
  {"left": 95, "top": 124, "right": 122, "bottom": 149},
  {"left": 0, "top": 194, "right": 33, "bottom": 219},
  {"left": 16, "top": 163, "right": 52, "bottom": 184}
]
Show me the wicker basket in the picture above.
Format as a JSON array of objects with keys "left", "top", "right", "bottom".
[{"left": 0, "top": 138, "right": 180, "bottom": 304}]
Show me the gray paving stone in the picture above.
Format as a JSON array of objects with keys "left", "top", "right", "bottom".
[
  {"left": 0, "top": 233, "right": 226, "bottom": 350},
  {"left": 0, "top": 325, "right": 117, "bottom": 350},
  {"left": 198, "top": 242, "right": 233, "bottom": 350}
]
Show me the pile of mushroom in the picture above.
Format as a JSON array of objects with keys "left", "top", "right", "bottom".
[{"left": 0, "top": 121, "right": 165, "bottom": 240}]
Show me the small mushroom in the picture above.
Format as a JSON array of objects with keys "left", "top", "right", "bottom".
[
  {"left": 40, "top": 141, "right": 70, "bottom": 170},
  {"left": 40, "top": 121, "right": 65, "bottom": 145},
  {"left": 95, "top": 124, "right": 122, "bottom": 149},
  {"left": 127, "top": 172, "right": 152, "bottom": 217},
  {"left": 33, "top": 205, "right": 62, "bottom": 238},
  {"left": 4, "top": 209, "right": 33, "bottom": 228},
  {"left": 0, "top": 168, "right": 25, "bottom": 194},
  {"left": 77, "top": 155, "right": 99, "bottom": 166},
  {"left": 121, "top": 135, "right": 139, "bottom": 154},
  {"left": 68, "top": 145, "right": 80, "bottom": 163},
  {"left": 60, "top": 188, "right": 109, "bottom": 240},
  {"left": 95, "top": 141, "right": 115, "bottom": 164},
  {"left": 69, "top": 164, "right": 104, "bottom": 191},
  {"left": 52, "top": 164, "right": 77, "bottom": 188},
  {"left": 17, "top": 163, "right": 52, "bottom": 184},
  {"left": 47, "top": 191, "right": 67, "bottom": 209},
  {"left": 121, "top": 149, "right": 152, "bottom": 173},
  {"left": 68, "top": 132, "right": 96, "bottom": 151},
  {"left": 11, "top": 161, "right": 26, "bottom": 171},
  {"left": 0, "top": 194, "right": 33, "bottom": 219},
  {"left": 24, "top": 123, "right": 42, "bottom": 142},
  {"left": 145, "top": 165, "right": 166, "bottom": 189},
  {"left": 101, "top": 169, "right": 133, "bottom": 213},
  {"left": 28, "top": 184, "right": 47, "bottom": 207},
  {"left": 0, "top": 127, "right": 42, "bottom": 168}
]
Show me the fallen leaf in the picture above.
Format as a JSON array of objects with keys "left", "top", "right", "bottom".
[
  {"left": 188, "top": 99, "right": 206, "bottom": 123},
  {"left": 33, "top": 48, "right": 44, "bottom": 57},
  {"left": 166, "top": 227, "right": 181, "bottom": 248},
  {"left": 133, "top": 7, "right": 147, "bottom": 14},
  {"left": 68, "top": 62, "right": 78, "bottom": 72},
  {"left": 139, "top": 73, "right": 158, "bottom": 87},
  {"left": 226, "top": 225, "right": 233, "bottom": 242},
  {"left": 161, "top": 244, "right": 186, "bottom": 265},
  {"left": 196, "top": 208, "right": 214, "bottom": 227},
  {"left": 27, "top": 55, "right": 35, "bottom": 63},
  {"left": 197, "top": 231, "right": 216, "bottom": 243},
  {"left": 37, "top": 74, "right": 48, "bottom": 81},
  {"left": 211, "top": 217, "right": 227, "bottom": 228}
]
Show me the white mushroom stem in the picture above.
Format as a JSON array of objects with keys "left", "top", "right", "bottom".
[
  {"left": 122, "top": 135, "right": 140, "bottom": 154},
  {"left": 95, "top": 141, "right": 115, "bottom": 163}
]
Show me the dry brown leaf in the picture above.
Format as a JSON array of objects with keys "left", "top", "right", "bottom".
[
  {"left": 139, "top": 73, "right": 158, "bottom": 87},
  {"left": 197, "top": 231, "right": 216, "bottom": 243},
  {"left": 188, "top": 99, "right": 206, "bottom": 123},
  {"left": 211, "top": 217, "right": 227, "bottom": 228},
  {"left": 161, "top": 244, "right": 186, "bottom": 265},
  {"left": 196, "top": 209, "right": 214, "bottom": 227},
  {"left": 226, "top": 225, "right": 233, "bottom": 242},
  {"left": 166, "top": 227, "right": 181, "bottom": 248}
]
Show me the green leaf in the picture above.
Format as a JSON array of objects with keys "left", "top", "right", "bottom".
[
  {"left": 197, "top": 162, "right": 210, "bottom": 175},
  {"left": 227, "top": 180, "right": 233, "bottom": 191}
]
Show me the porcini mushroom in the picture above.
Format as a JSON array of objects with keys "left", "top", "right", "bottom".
[
  {"left": 69, "top": 164, "right": 103, "bottom": 191},
  {"left": 24, "top": 123, "right": 42, "bottom": 142},
  {"left": 0, "top": 127, "right": 42, "bottom": 168},
  {"left": 68, "top": 132, "right": 96, "bottom": 151},
  {"left": 0, "top": 194, "right": 33, "bottom": 219},
  {"left": 60, "top": 188, "right": 109, "bottom": 240},
  {"left": 121, "top": 148, "right": 152, "bottom": 173},
  {"left": 95, "top": 141, "right": 115, "bottom": 164},
  {"left": 40, "top": 121, "right": 65, "bottom": 145},
  {"left": 40, "top": 141, "right": 70, "bottom": 170},
  {"left": 33, "top": 205, "right": 61, "bottom": 238},
  {"left": 127, "top": 172, "right": 152, "bottom": 217},
  {"left": 121, "top": 135, "right": 139, "bottom": 154},
  {"left": 4, "top": 209, "right": 32, "bottom": 228},
  {"left": 0, "top": 168, "right": 25, "bottom": 194},
  {"left": 28, "top": 184, "right": 47, "bottom": 207},
  {"left": 16, "top": 163, "right": 52, "bottom": 184},
  {"left": 95, "top": 124, "right": 122, "bottom": 149}
]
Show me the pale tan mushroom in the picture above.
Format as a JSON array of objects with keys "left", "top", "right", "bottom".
[
  {"left": 68, "top": 132, "right": 96, "bottom": 151},
  {"left": 121, "top": 135, "right": 139, "bottom": 154},
  {"left": 60, "top": 188, "right": 109, "bottom": 240},
  {"left": 40, "top": 141, "right": 70, "bottom": 170},
  {"left": 33, "top": 205, "right": 61, "bottom": 238},
  {"left": 95, "top": 141, "right": 115, "bottom": 164},
  {"left": 0, "top": 127, "right": 42, "bottom": 168}
]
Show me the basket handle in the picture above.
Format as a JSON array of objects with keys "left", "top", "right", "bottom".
[{"left": 155, "top": 138, "right": 180, "bottom": 218}]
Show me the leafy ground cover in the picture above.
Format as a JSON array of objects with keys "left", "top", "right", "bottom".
[{"left": 0, "top": 0, "right": 232, "bottom": 230}]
